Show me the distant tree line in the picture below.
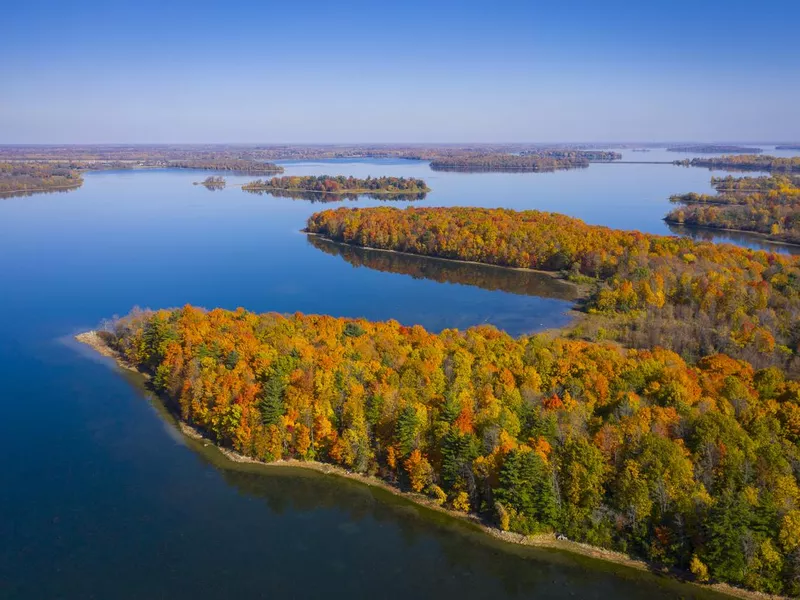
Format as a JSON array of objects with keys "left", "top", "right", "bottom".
[
  {"left": 665, "top": 174, "right": 800, "bottom": 244},
  {"left": 667, "top": 145, "right": 763, "bottom": 154},
  {"left": 429, "top": 155, "right": 590, "bottom": 173},
  {"left": 673, "top": 155, "right": 800, "bottom": 172}
]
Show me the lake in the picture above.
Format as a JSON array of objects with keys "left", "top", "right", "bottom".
[{"left": 1, "top": 152, "right": 797, "bottom": 599}]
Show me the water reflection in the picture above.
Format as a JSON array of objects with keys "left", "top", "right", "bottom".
[
  {"left": 666, "top": 223, "right": 800, "bottom": 255},
  {"left": 242, "top": 188, "right": 426, "bottom": 202},
  {"left": 308, "top": 235, "right": 580, "bottom": 301},
  {"left": 0, "top": 186, "right": 80, "bottom": 200}
]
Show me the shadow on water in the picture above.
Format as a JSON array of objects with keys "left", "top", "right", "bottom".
[
  {"left": 112, "top": 361, "right": 729, "bottom": 600},
  {"left": 307, "top": 235, "right": 580, "bottom": 301},
  {"left": 242, "top": 188, "right": 427, "bottom": 202}
]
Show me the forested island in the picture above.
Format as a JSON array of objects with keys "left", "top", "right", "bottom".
[
  {"left": 673, "top": 155, "right": 800, "bottom": 172},
  {"left": 429, "top": 155, "right": 590, "bottom": 173},
  {"left": 519, "top": 150, "right": 622, "bottom": 161},
  {"left": 168, "top": 159, "right": 283, "bottom": 173},
  {"left": 776, "top": 146, "right": 800, "bottom": 151},
  {"left": 665, "top": 175, "right": 800, "bottom": 244},
  {"left": 242, "top": 175, "right": 430, "bottom": 199},
  {"left": 307, "top": 206, "right": 800, "bottom": 372},
  {"left": 0, "top": 162, "right": 84, "bottom": 197},
  {"left": 88, "top": 300, "right": 800, "bottom": 597},
  {"left": 667, "top": 145, "right": 763, "bottom": 154},
  {"left": 196, "top": 176, "right": 226, "bottom": 190}
]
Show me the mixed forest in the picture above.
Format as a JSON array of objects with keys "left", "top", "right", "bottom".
[
  {"left": 105, "top": 304, "right": 800, "bottom": 595},
  {"left": 307, "top": 206, "right": 800, "bottom": 373},
  {"left": 667, "top": 146, "right": 763, "bottom": 154},
  {"left": 429, "top": 155, "right": 591, "bottom": 172},
  {"left": 674, "top": 155, "right": 800, "bottom": 173},
  {"left": 0, "top": 162, "right": 85, "bottom": 196},
  {"left": 666, "top": 175, "right": 800, "bottom": 244}
]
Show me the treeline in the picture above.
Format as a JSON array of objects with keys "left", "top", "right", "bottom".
[
  {"left": 169, "top": 159, "right": 283, "bottom": 173},
  {"left": 242, "top": 175, "right": 429, "bottom": 195},
  {"left": 666, "top": 175, "right": 800, "bottom": 244},
  {"left": 429, "top": 155, "right": 590, "bottom": 173},
  {"left": 667, "top": 145, "right": 763, "bottom": 154},
  {"left": 0, "top": 143, "right": 611, "bottom": 163},
  {"left": 0, "top": 162, "right": 84, "bottom": 196},
  {"left": 674, "top": 155, "right": 800, "bottom": 172},
  {"left": 519, "top": 150, "right": 622, "bottom": 161},
  {"left": 107, "top": 305, "right": 800, "bottom": 595},
  {"left": 306, "top": 206, "right": 800, "bottom": 371}
]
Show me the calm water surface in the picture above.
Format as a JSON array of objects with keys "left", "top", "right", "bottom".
[{"left": 1, "top": 155, "right": 797, "bottom": 599}]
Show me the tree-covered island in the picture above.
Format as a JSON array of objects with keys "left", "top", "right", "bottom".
[
  {"left": 673, "top": 155, "right": 800, "bottom": 172},
  {"left": 665, "top": 174, "right": 800, "bottom": 244},
  {"left": 241, "top": 175, "right": 430, "bottom": 197}
]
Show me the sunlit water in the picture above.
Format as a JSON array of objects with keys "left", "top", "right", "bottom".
[{"left": 1, "top": 152, "right": 797, "bottom": 599}]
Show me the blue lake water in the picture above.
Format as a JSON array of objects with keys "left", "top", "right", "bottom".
[{"left": 1, "top": 154, "right": 795, "bottom": 599}]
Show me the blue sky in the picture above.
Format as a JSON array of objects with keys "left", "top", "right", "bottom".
[{"left": 2, "top": 0, "right": 798, "bottom": 143}]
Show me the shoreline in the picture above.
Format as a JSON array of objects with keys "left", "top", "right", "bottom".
[
  {"left": 75, "top": 329, "right": 783, "bottom": 600},
  {"left": 664, "top": 219, "right": 800, "bottom": 249}
]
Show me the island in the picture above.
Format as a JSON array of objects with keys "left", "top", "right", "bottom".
[
  {"left": 429, "top": 154, "right": 590, "bottom": 172},
  {"left": 667, "top": 145, "right": 763, "bottom": 154},
  {"left": 665, "top": 174, "right": 800, "bottom": 244},
  {"left": 673, "top": 154, "right": 800, "bottom": 172},
  {"left": 195, "top": 175, "right": 226, "bottom": 190},
  {"left": 0, "top": 161, "right": 84, "bottom": 197},
  {"left": 306, "top": 206, "right": 800, "bottom": 370},
  {"left": 241, "top": 175, "right": 430, "bottom": 198},
  {"left": 776, "top": 145, "right": 800, "bottom": 150},
  {"left": 81, "top": 291, "right": 800, "bottom": 597}
]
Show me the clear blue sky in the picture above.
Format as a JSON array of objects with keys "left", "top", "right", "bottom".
[{"left": 2, "top": 0, "right": 798, "bottom": 143}]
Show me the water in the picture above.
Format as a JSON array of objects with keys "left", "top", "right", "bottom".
[{"left": 1, "top": 153, "right": 797, "bottom": 599}]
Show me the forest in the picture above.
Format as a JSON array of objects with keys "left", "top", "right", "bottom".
[
  {"left": 104, "top": 304, "right": 800, "bottom": 595},
  {"left": 168, "top": 159, "right": 283, "bottom": 173},
  {"left": 667, "top": 146, "right": 763, "bottom": 154},
  {"left": 518, "top": 150, "right": 622, "bottom": 161},
  {"left": 0, "top": 162, "right": 84, "bottom": 196},
  {"left": 306, "top": 206, "right": 800, "bottom": 372},
  {"left": 673, "top": 155, "right": 800, "bottom": 172},
  {"left": 241, "top": 175, "right": 430, "bottom": 195},
  {"left": 429, "top": 155, "right": 590, "bottom": 172},
  {"left": 666, "top": 175, "right": 800, "bottom": 244}
]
